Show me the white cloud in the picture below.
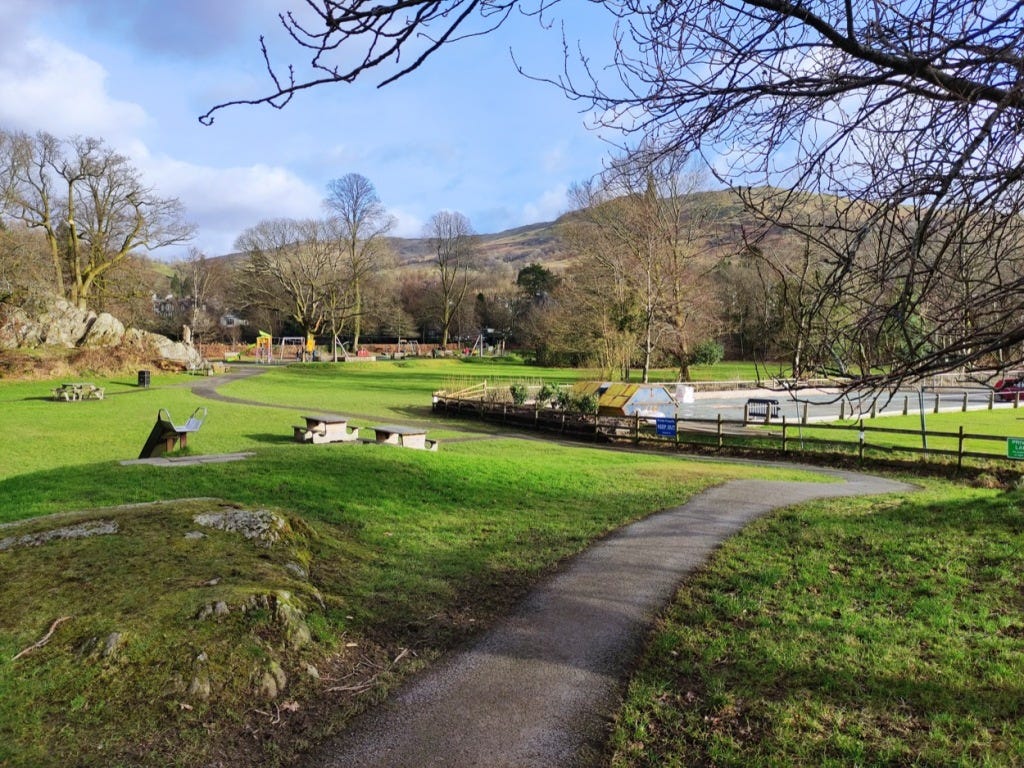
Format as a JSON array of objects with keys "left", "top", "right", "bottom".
[
  {"left": 0, "top": 37, "right": 146, "bottom": 140},
  {"left": 522, "top": 184, "right": 570, "bottom": 224},
  {"left": 141, "top": 155, "right": 323, "bottom": 256},
  {"left": 388, "top": 208, "right": 427, "bottom": 239}
]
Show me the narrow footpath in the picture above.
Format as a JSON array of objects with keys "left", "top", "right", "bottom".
[{"left": 305, "top": 469, "right": 914, "bottom": 768}]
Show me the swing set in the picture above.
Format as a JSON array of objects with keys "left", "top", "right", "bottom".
[{"left": 254, "top": 331, "right": 317, "bottom": 363}]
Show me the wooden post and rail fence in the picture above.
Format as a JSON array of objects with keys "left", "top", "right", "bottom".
[{"left": 432, "top": 390, "right": 1024, "bottom": 470}]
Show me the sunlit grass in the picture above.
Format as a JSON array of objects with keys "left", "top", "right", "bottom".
[
  {"left": 6, "top": 359, "right": 1014, "bottom": 767},
  {"left": 609, "top": 481, "right": 1024, "bottom": 766},
  {"left": 1, "top": 359, "right": 812, "bottom": 766}
]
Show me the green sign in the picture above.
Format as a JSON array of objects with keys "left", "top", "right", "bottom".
[{"left": 1008, "top": 438, "right": 1024, "bottom": 459}]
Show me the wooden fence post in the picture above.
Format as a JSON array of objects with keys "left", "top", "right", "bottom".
[
  {"left": 989, "top": 393, "right": 995, "bottom": 410},
  {"left": 934, "top": 393, "right": 941, "bottom": 414},
  {"left": 858, "top": 419, "right": 865, "bottom": 463},
  {"left": 840, "top": 400, "right": 845, "bottom": 420},
  {"left": 903, "top": 396, "right": 909, "bottom": 416},
  {"left": 634, "top": 413, "right": 640, "bottom": 444},
  {"left": 802, "top": 402, "right": 809, "bottom": 425},
  {"left": 958, "top": 425, "right": 965, "bottom": 470},
  {"left": 717, "top": 413, "right": 723, "bottom": 449},
  {"left": 962, "top": 393, "right": 969, "bottom": 412},
  {"left": 782, "top": 416, "right": 788, "bottom": 453}
]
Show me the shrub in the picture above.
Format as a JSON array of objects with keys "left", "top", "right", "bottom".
[
  {"left": 692, "top": 340, "right": 725, "bottom": 367},
  {"left": 554, "top": 389, "right": 597, "bottom": 414},
  {"left": 509, "top": 383, "right": 528, "bottom": 405},
  {"left": 536, "top": 382, "right": 558, "bottom": 405},
  {"left": 555, "top": 388, "right": 573, "bottom": 410}
]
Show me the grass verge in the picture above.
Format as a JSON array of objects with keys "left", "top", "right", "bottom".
[{"left": 608, "top": 480, "right": 1024, "bottom": 767}]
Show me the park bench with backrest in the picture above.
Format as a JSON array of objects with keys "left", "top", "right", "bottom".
[
  {"left": 744, "top": 398, "right": 780, "bottom": 423},
  {"left": 138, "top": 407, "right": 207, "bottom": 458}
]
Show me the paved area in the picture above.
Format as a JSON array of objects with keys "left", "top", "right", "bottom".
[
  {"left": 306, "top": 467, "right": 914, "bottom": 768},
  {"left": 119, "top": 451, "right": 255, "bottom": 467}
]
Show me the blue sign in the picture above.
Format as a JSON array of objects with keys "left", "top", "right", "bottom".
[{"left": 655, "top": 417, "right": 677, "bottom": 437}]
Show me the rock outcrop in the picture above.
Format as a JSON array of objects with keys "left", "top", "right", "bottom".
[{"left": 0, "top": 299, "right": 202, "bottom": 369}]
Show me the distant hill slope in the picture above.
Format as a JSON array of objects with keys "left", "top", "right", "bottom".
[
  {"left": 209, "top": 220, "right": 573, "bottom": 273},
  {"left": 207, "top": 188, "right": 780, "bottom": 272},
  {"left": 388, "top": 220, "right": 573, "bottom": 270}
]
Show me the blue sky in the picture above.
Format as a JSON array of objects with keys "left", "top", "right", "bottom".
[{"left": 0, "top": 0, "right": 617, "bottom": 259}]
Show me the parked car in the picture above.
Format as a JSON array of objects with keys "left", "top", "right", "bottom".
[{"left": 994, "top": 378, "right": 1024, "bottom": 402}]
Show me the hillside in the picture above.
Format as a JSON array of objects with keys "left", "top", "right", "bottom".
[
  {"left": 206, "top": 188, "right": 777, "bottom": 272},
  {"left": 387, "top": 219, "right": 573, "bottom": 270}
]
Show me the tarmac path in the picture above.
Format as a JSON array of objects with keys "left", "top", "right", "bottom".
[
  {"left": 183, "top": 366, "right": 915, "bottom": 765},
  {"left": 304, "top": 469, "right": 915, "bottom": 768}
]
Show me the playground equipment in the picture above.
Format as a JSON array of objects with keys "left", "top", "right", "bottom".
[
  {"left": 398, "top": 339, "right": 420, "bottom": 357},
  {"left": 138, "top": 407, "right": 207, "bottom": 459},
  {"left": 255, "top": 331, "right": 273, "bottom": 364},
  {"left": 255, "top": 332, "right": 319, "bottom": 362}
]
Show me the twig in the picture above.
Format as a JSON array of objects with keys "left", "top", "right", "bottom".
[
  {"left": 13, "top": 616, "right": 71, "bottom": 660},
  {"left": 326, "top": 647, "right": 412, "bottom": 694}
]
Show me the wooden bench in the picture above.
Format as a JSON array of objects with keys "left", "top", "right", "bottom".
[
  {"left": 744, "top": 398, "right": 781, "bottom": 423},
  {"left": 52, "top": 382, "right": 105, "bottom": 401},
  {"left": 294, "top": 415, "right": 359, "bottom": 444},
  {"left": 371, "top": 424, "right": 438, "bottom": 451},
  {"left": 138, "top": 407, "right": 207, "bottom": 458}
]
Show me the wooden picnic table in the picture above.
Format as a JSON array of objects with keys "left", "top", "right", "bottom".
[
  {"left": 370, "top": 424, "right": 438, "bottom": 451},
  {"left": 52, "top": 382, "right": 105, "bottom": 401},
  {"left": 294, "top": 414, "right": 359, "bottom": 444}
]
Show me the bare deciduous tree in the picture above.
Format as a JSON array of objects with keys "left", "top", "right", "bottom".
[
  {"left": 323, "top": 173, "right": 395, "bottom": 349},
  {"left": 0, "top": 129, "right": 194, "bottom": 310},
  {"left": 235, "top": 217, "right": 349, "bottom": 343},
  {"left": 564, "top": 153, "right": 721, "bottom": 382},
  {"left": 425, "top": 210, "right": 477, "bottom": 348},
  {"left": 172, "top": 248, "right": 229, "bottom": 344}
]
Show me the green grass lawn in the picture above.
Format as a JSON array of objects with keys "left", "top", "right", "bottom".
[
  {"left": 2, "top": 359, "right": 1021, "bottom": 767},
  {"left": 787, "top": 406, "right": 1024, "bottom": 464},
  {"left": 609, "top": 481, "right": 1024, "bottom": 767},
  {"left": 0, "top": 359, "right": 810, "bottom": 767}
]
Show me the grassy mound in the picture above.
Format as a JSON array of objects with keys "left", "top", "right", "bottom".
[{"left": 0, "top": 498, "right": 332, "bottom": 766}]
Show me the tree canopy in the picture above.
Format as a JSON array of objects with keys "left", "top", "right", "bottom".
[{"left": 0, "top": 129, "right": 193, "bottom": 310}]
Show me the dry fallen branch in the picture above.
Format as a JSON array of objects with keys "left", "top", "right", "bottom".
[
  {"left": 13, "top": 616, "right": 71, "bottom": 660},
  {"left": 326, "top": 647, "right": 412, "bottom": 695}
]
